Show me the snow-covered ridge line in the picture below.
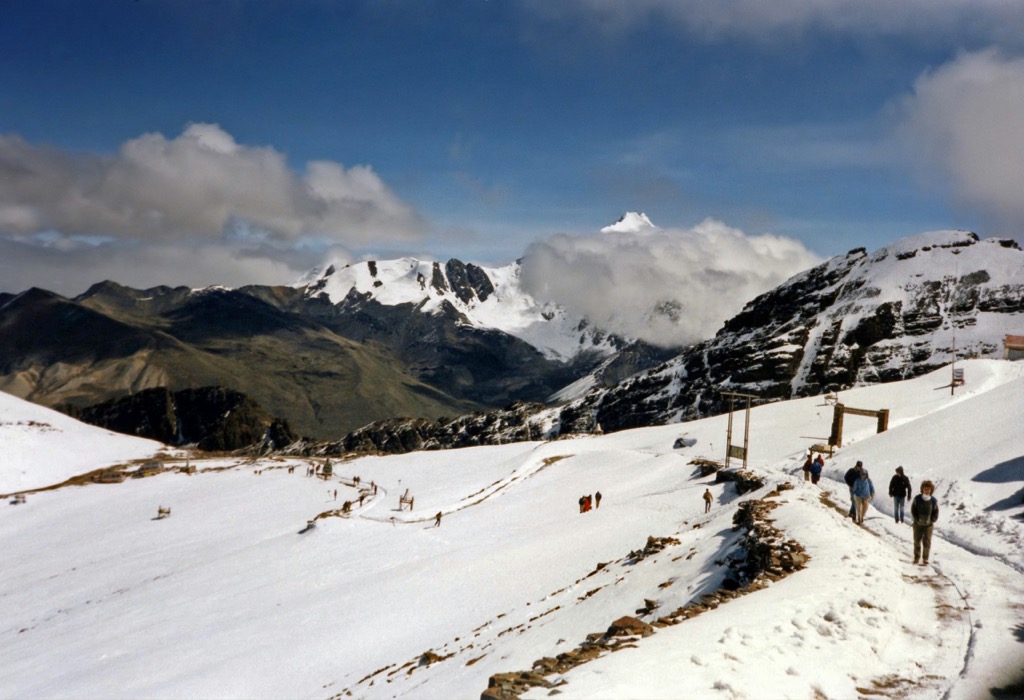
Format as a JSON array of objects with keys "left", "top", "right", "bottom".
[{"left": 296, "top": 256, "right": 624, "bottom": 361}]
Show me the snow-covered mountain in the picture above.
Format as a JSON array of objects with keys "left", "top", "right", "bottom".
[
  {"left": 0, "top": 241, "right": 676, "bottom": 440},
  {"left": 298, "top": 256, "right": 625, "bottom": 362},
  {"left": 2, "top": 359, "right": 1022, "bottom": 698},
  {"left": 318, "top": 229, "right": 1024, "bottom": 453},
  {"left": 599, "top": 211, "right": 656, "bottom": 234},
  {"left": 553, "top": 229, "right": 1024, "bottom": 434}
]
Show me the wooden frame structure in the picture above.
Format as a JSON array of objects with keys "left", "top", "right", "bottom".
[
  {"left": 722, "top": 391, "right": 757, "bottom": 469},
  {"left": 828, "top": 404, "right": 889, "bottom": 448},
  {"left": 399, "top": 488, "right": 415, "bottom": 511}
]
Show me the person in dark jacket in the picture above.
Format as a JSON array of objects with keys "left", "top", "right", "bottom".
[
  {"left": 844, "top": 461, "right": 863, "bottom": 517},
  {"left": 911, "top": 480, "right": 939, "bottom": 565},
  {"left": 802, "top": 455, "right": 813, "bottom": 481},
  {"left": 888, "top": 466, "right": 912, "bottom": 524}
]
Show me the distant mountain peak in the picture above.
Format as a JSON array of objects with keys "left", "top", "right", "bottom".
[{"left": 601, "top": 212, "right": 656, "bottom": 234}]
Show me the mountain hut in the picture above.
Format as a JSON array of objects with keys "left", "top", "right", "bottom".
[{"left": 1004, "top": 335, "right": 1024, "bottom": 361}]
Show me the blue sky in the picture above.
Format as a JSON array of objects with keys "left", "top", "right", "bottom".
[{"left": 2, "top": 0, "right": 1023, "bottom": 298}]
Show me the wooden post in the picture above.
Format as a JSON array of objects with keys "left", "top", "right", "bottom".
[
  {"left": 742, "top": 395, "right": 751, "bottom": 469},
  {"left": 830, "top": 404, "right": 844, "bottom": 448},
  {"left": 877, "top": 409, "right": 889, "bottom": 434},
  {"left": 725, "top": 395, "right": 735, "bottom": 469}
]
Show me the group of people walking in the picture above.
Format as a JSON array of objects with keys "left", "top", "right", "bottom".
[
  {"left": 841, "top": 460, "right": 940, "bottom": 565},
  {"left": 801, "top": 454, "right": 825, "bottom": 484},
  {"left": 578, "top": 492, "right": 601, "bottom": 513}
]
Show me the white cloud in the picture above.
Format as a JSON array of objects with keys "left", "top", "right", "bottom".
[
  {"left": 531, "top": 0, "right": 1024, "bottom": 44},
  {"left": 898, "top": 49, "right": 1024, "bottom": 235},
  {"left": 520, "top": 217, "right": 821, "bottom": 347},
  {"left": 0, "top": 123, "right": 423, "bottom": 294},
  {"left": 0, "top": 234, "right": 355, "bottom": 297},
  {"left": 0, "top": 123, "right": 423, "bottom": 245}
]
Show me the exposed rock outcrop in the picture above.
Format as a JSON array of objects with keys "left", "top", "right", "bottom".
[{"left": 72, "top": 386, "right": 296, "bottom": 451}]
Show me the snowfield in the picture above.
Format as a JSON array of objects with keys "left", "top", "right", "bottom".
[
  {"left": 1, "top": 359, "right": 1022, "bottom": 699},
  {"left": 0, "top": 392, "right": 168, "bottom": 493}
]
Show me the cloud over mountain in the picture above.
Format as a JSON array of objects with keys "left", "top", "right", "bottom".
[{"left": 520, "top": 216, "right": 821, "bottom": 347}]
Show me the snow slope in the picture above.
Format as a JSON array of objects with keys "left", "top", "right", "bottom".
[
  {"left": 0, "top": 392, "right": 167, "bottom": 493},
  {"left": 1, "top": 359, "right": 1022, "bottom": 699}
]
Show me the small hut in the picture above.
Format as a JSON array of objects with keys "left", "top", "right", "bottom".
[
  {"left": 133, "top": 462, "right": 164, "bottom": 478},
  {"left": 1004, "top": 335, "right": 1024, "bottom": 361}
]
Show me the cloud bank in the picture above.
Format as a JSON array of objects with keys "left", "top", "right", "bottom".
[
  {"left": 520, "top": 217, "right": 821, "bottom": 347},
  {"left": 0, "top": 124, "right": 422, "bottom": 294},
  {"left": 898, "top": 50, "right": 1024, "bottom": 236}
]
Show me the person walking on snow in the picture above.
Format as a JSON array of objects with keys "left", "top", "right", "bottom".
[
  {"left": 802, "top": 454, "right": 813, "bottom": 481},
  {"left": 595, "top": 491, "right": 602, "bottom": 508},
  {"left": 810, "top": 455, "right": 824, "bottom": 485},
  {"left": 851, "top": 469, "right": 875, "bottom": 524},
  {"left": 911, "top": 480, "right": 939, "bottom": 565},
  {"left": 844, "top": 461, "right": 864, "bottom": 518},
  {"left": 578, "top": 495, "right": 586, "bottom": 514},
  {"left": 434, "top": 511, "right": 442, "bottom": 527},
  {"left": 888, "top": 466, "right": 912, "bottom": 524},
  {"left": 703, "top": 488, "right": 713, "bottom": 513}
]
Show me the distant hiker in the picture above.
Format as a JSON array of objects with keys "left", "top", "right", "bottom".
[
  {"left": 911, "top": 480, "right": 939, "bottom": 565},
  {"left": 889, "top": 466, "right": 912, "bottom": 524},
  {"left": 358, "top": 493, "right": 366, "bottom": 506},
  {"left": 595, "top": 491, "right": 602, "bottom": 509},
  {"left": 703, "top": 488, "right": 713, "bottom": 513},
  {"left": 343, "top": 500, "right": 351, "bottom": 514},
  {"left": 333, "top": 489, "right": 337, "bottom": 501},
  {"left": 851, "top": 469, "right": 875, "bottom": 525},
  {"left": 802, "top": 455, "right": 813, "bottom": 481},
  {"left": 578, "top": 495, "right": 585, "bottom": 514},
  {"left": 434, "top": 511, "right": 442, "bottom": 527},
  {"left": 585, "top": 495, "right": 592, "bottom": 512},
  {"left": 372, "top": 481, "right": 377, "bottom": 495},
  {"left": 810, "top": 455, "right": 824, "bottom": 485},
  {"left": 354, "top": 475, "right": 360, "bottom": 485},
  {"left": 844, "top": 461, "right": 864, "bottom": 518}
]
